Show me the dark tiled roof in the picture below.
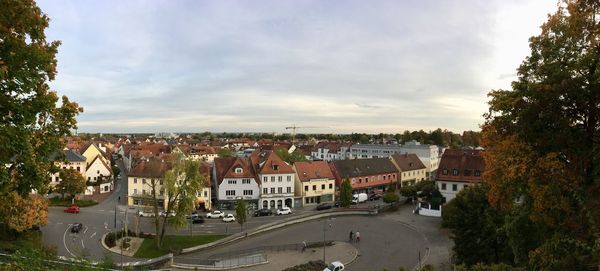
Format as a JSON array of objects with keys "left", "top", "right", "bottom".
[
  {"left": 331, "top": 158, "right": 398, "bottom": 179},
  {"left": 294, "top": 161, "right": 335, "bottom": 182},
  {"left": 390, "top": 153, "right": 426, "bottom": 172},
  {"left": 50, "top": 149, "right": 86, "bottom": 162},
  {"left": 436, "top": 149, "right": 484, "bottom": 183}
]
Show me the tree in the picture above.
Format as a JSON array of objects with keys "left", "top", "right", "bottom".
[
  {"left": 382, "top": 191, "right": 399, "bottom": 204},
  {"left": 0, "top": 192, "right": 48, "bottom": 232},
  {"left": 339, "top": 178, "right": 352, "bottom": 207},
  {"left": 111, "top": 166, "right": 120, "bottom": 178},
  {"left": 218, "top": 148, "right": 233, "bottom": 158},
  {"left": 275, "top": 148, "right": 307, "bottom": 164},
  {"left": 0, "top": 0, "right": 81, "bottom": 231},
  {"left": 56, "top": 168, "right": 86, "bottom": 199},
  {"left": 482, "top": 1, "right": 600, "bottom": 268},
  {"left": 235, "top": 198, "right": 247, "bottom": 232},
  {"left": 157, "top": 153, "right": 204, "bottom": 248},
  {"left": 443, "top": 185, "right": 514, "bottom": 266},
  {"left": 399, "top": 185, "right": 417, "bottom": 199}
]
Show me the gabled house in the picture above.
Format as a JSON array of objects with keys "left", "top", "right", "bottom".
[
  {"left": 212, "top": 157, "right": 260, "bottom": 209},
  {"left": 127, "top": 158, "right": 171, "bottom": 207},
  {"left": 293, "top": 161, "right": 335, "bottom": 206},
  {"left": 436, "top": 149, "right": 484, "bottom": 202},
  {"left": 390, "top": 153, "right": 427, "bottom": 187},
  {"left": 85, "top": 154, "right": 113, "bottom": 193},
  {"left": 251, "top": 151, "right": 296, "bottom": 209},
  {"left": 49, "top": 149, "right": 87, "bottom": 187},
  {"left": 330, "top": 157, "right": 399, "bottom": 194},
  {"left": 81, "top": 142, "right": 109, "bottom": 166}
]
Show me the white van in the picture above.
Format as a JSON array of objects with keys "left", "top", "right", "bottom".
[{"left": 352, "top": 193, "right": 368, "bottom": 204}]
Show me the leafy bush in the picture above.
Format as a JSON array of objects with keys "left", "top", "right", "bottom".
[{"left": 383, "top": 192, "right": 399, "bottom": 203}]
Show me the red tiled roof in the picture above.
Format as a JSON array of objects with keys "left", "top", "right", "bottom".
[
  {"left": 294, "top": 161, "right": 335, "bottom": 182},
  {"left": 129, "top": 158, "right": 171, "bottom": 178},
  {"left": 251, "top": 151, "right": 295, "bottom": 175},
  {"left": 436, "top": 149, "right": 484, "bottom": 183}
]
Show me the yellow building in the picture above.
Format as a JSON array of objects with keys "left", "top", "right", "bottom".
[
  {"left": 293, "top": 161, "right": 335, "bottom": 205},
  {"left": 390, "top": 153, "right": 427, "bottom": 186}
]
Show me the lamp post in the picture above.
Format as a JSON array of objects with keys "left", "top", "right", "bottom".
[{"left": 322, "top": 218, "right": 333, "bottom": 264}]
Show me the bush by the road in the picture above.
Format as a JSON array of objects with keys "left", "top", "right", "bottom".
[
  {"left": 282, "top": 260, "right": 326, "bottom": 271},
  {"left": 48, "top": 197, "right": 97, "bottom": 207},
  {"left": 134, "top": 235, "right": 227, "bottom": 258}
]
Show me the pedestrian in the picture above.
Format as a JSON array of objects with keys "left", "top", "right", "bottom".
[
  {"left": 302, "top": 241, "right": 307, "bottom": 252},
  {"left": 356, "top": 231, "right": 360, "bottom": 242},
  {"left": 349, "top": 230, "right": 354, "bottom": 242}
]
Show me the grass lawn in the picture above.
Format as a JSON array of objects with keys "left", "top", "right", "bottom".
[
  {"left": 48, "top": 197, "right": 98, "bottom": 207},
  {"left": 134, "top": 235, "right": 227, "bottom": 258}
]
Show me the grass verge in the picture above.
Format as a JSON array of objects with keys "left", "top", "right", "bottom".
[
  {"left": 134, "top": 235, "right": 227, "bottom": 258},
  {"left": 49, "top": 197, "right": 98, "bottom": 207}
]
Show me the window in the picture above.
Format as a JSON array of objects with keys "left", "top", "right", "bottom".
[
  {"left": 93, "top": 176, "right": 97, "bottom": 181},
  {"left": 329, "top": 183, "right": 333, "bottom": 189},
  {"left": 235, "top": 167, "right": 243, "bottom": 173},
  {"left": 133, "top": 199, "right": 139, "bottom": 205},
  {"left": 228, "top": 180, "right": 237, "bottom": 185},
  {"left": 134, "top": 188, "right": 138, "bottom": 194},
  {"left": 242, "top": 179, "right": 251, "bottom": 184},
  {"left": 263, "top": 177, "right": 268, "bottom": 183},
  {"left": 270, "top": 188, "right": 275, "bottom": 194},
  {"left": 442, "top": 169, "right": 448, "bottom": 175},
  {"left": 271, "top": 176, "right": 275, "bottom": 182},
  {"left": 134, "top": 178, "right": 138, "bottom": 184},
  {"left": 286, "top": 187, "right": 291, "bottom": 193},
  {"left": 142, "top": 189, "right": 146, "bottom": 195},
  {"left": 383, "top": 175, "right": 386, "bottom": 180},
  {"left": 313, "top": 185, "right": 317, "bottom": 191},
  {"left": 159, "top": 179, "right": 163, "bottom": 185},
  {"left": 287, "top": 176, "right": 291, "bottom": 182},
  {"left": 278, "top": 187, "right": 282, "bottom": 193},
  {"left": 97, "top": 170, "right": 100, "bottom": 174},
  {"left": 243, "top": 190, "right": 253, "bottom": 196},
  {"left": 160, "top": 189, "right": 164, "bottom": 196},
  {"left": 378, "top": 175, "right": 382, "bottom": 180},
  {"left": 441, "top": 183, "right": 447, "bottom": 190},
  {"left": 77, "top": 167, "right": 80, "bottom": 172},
  {"left": 203, "top": 191, "right": 208, "bottom": 197},
  {"left": 464, "top": 184, "right": 469, "bottom": 188},
  {"left": 358, "top": 178, "right": 362, "bottom": 183},
  {"left": 88, "top": 177, "right": 91, "bottom": 181},
  {"left": 278, "top": 176, "right": 282, "bottom": 182},
  {"left": 321, "top": 184, "right": 325, "bottom": 190},
  {"left": 474, "top": 170, "right": 481, "bottom": 177},
  {"left": 226, "top": 190, "right": 236, "bottom": 196},
  {"left": 263, "top": 188, "right": 268, "bottom": 194},
  {"left": 142, "top": 178, "right": 146, "bottom": 184},
  {"left": 365, "top": 177, "right": 369, "bottom": 183},
  {"left": 452, "top": 184, "right": 457, "bottom": 191},
  {"left": 273, "top": 165, "right": 279, "bottom": 170}
]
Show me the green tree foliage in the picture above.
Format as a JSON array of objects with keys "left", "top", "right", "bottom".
[
  {"left": 382, "top": 191, "right": 399, "bottom": 203},
  {"left": 56, "top": 168, "right": 86, "bottom": 199},
  {"left": 482, "top": 1, "right": 600, "bottom": 268},
  {"left": 339, "top": 178, "right": 352, "bottom": 207},
  {"left": 442, "top": 185, "right": 514, "bottom": 266},
  {"left": 399, "top": 185, "right": 417, "bottom": 199},
  {"left": 157, "top": 153, "right": 204, "bottom": 248},
  {"left": 218, "top": 148, "right": 233, "bottom": 158},
  {"left": 111, "top": 165, "right": 120, "bottom": 177},
  {"left": 235, "top": 198, "right": 247, "bottom": 231},
  {"left": 454, "top": 263, "right": 525, "bottom": 271},
  {"left": 275, "top": 148, "right": 307, "bottom": 164},
  {"left": 0, "top": 0, "right": 81, "bottom": 232}
]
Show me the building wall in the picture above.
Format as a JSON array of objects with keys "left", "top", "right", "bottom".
[
  {"left": 50, "top": 160, "right": 87, "bottom": 187},
  {"left": 349, "top": 172, "right": 398, "bottom": 193},
  {"left": 399, "top": 168, "right": 427, "bottom": 186},
  {"left": 259, "top": 173, "right": 295, "bottom": 208},
  {"left": 217, "top": 177, "right": 260, "bottom": 201},
  {"left": 296, "top": 177, "right": 335, "bottom": 205},
  {"left": 85, "top": 158, "right": 111, "bottom": 183},
  {"left": 437, "top": 180, "right": 472, "bottom": 202},
  {"left": 82, "top": 145, "right": 106, "bottom": 166}
]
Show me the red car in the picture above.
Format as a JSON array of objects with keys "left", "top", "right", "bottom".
[{"left": 64, "top": 205, "right": 80, "bottom": 213}]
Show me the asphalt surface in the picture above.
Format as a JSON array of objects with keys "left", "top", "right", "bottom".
[{"left": 175, "top": 215, "right": 428, "bottom": 271}]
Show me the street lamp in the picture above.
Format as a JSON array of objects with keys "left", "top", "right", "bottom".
[{"left": 322, "top": 218, "right": 333, "bottom": 264}]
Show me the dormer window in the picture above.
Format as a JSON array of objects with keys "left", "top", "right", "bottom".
[
  {"left": 273, "top": 164, "right": 279, "bottom": 170},
  {"left": 474, "top": 170, "right": 481, "bottom": 177},
  {"left": 234, "top": 167, "right": 243, "bottom": 174},
  {"left": 442, "top": 169, "right": 448, "bottom": 175}
]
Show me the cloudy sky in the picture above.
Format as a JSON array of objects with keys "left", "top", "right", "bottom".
[{"left": 37, "top": 0, "right": 557, "bottom": 134}]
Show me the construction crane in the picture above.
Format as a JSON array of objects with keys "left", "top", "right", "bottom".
[{"left": 285, "top": 124, "right": 327, "bottom": 143}]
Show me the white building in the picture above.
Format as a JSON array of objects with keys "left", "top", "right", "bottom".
[
  {"left": 251, "top": 151, "right": 296, "bottom": 209},
  {"left": 311, "top": 142, "right": 351, "bottom": 161},
  {"left": 436, "top": 149, "right": 484, "bottom": 202},
  {"left": 85, "top": 155, "right": 112, "bottom": 183},
  {"left": 213, "top": 157, "right": 261, "bottom": 210},
  {"left": 49, "top": 149, "right": 87, "bottom": 187}
]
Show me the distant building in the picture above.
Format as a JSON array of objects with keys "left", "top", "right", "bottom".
[
  {"left": 311, "top": 142, "right": 351, "bottom": 161},
  {"left": 436, "top": 149, "right": 484, "bottom": 202},
  {"left": 212, "top": 157, "right": 261, "bottom": 209},
  {"left": 390, "top": 153, "right": 427, "bottom": 186},
  {"left": 49, "top": 149, "right": 87, "bottom": 187},
  {"left": 250, "top": 151, "right": 296, "bottom": 209}
]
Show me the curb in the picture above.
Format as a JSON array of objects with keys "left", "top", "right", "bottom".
[
  {"left": 342, "top": 244, "right": 360, "bottom": 268},
  {"left": 172, "top": 260, "right": 269, "bottom": 270}
]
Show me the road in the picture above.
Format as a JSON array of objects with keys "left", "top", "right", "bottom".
[{"left": 175, "top": 215, "right": 428, "bottom": 271}]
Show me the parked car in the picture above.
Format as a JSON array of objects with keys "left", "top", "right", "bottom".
[
  {"left": 368, "top": 193, "right": 382, "bottom": 201},
  {"left": 64, "top": 205, "right": 80, "bottom": 214},
  {"left": 253, "top": 209, "right": 273, "bottom": 217},
  {"left": 323, "top": 261, "right": 345, "bottom": 271},
  {"left": 186, "top": 212, "right": 200, "bottom": 219},
  {"left": 191, "top": 217, "right": 205, "bottom": 224},
  {"left": 159, "top": 210, "right": 176, "bottom": 217},
  {"left": 70, "top": 223, "right": 83, "bottom": 233},
  {"left": 277, "top": 207, "right": 292, "bottom": 215},
  {"left": 333, "top": 201, "right": 341, "bottom": 207},
  {"left": 138, "top": 210, "right": 155, "bottom": 217},
  {"left": 316, "top": 203, "right": 333, "bottom": 211},
  {"left": 206, "top": 210, "right": 225, "bottom": 218},
  {"left": 222, "top": 214, "right": 236, "bottom": 222}
]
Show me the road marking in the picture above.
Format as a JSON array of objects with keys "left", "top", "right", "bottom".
[
  {"left": 63, "top": 224, "right": 76, "bottom": 258},
  {"left": 56, "top": 222, "right": 63, "bottom": 225},
  {"left": 83, "top": 226, "right": 88, "bottom": 234},
  {"left": 81, "top": 239, "right": 85, "bottom": 249},
  {"left": 104, "top": 222, "right": 108, "bottom": 230},
  {"left": 90, "top": 232, "right": 97, "bottom": 239}
]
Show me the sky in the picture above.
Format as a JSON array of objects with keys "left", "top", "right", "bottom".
[{"left": 37, "top": 0, "right": 558, "bottom": 134}]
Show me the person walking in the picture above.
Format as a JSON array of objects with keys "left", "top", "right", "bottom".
[
  {"left": 349, "top": 231, "right": 354, "bottom": 242},
  {"left": 356, "top": 231, "right": 361, "bottom": 243}
]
